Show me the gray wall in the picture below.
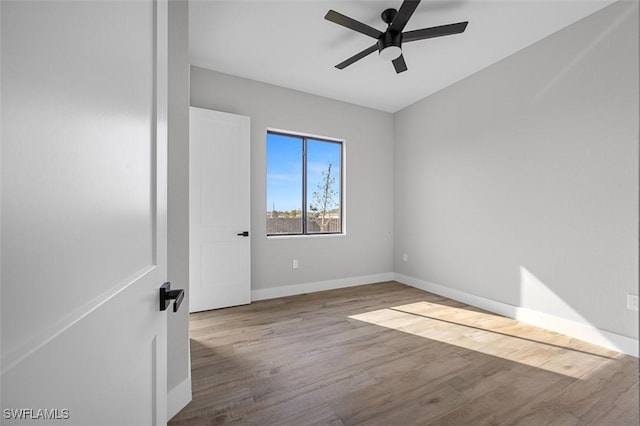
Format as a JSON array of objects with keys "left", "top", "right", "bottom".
[
  {"left": 394, "top": 1, "right": 639, "bottom": 339},
  {"left": 191, "top": 67, "right": 394, "bottom": 291},
  {"left": 167, "top": 0, "right": 190, "bottom": 399}
]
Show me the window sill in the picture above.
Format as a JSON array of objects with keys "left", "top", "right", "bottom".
[{"left": 266, "top": 233, "right": 346, "bottom": 240}]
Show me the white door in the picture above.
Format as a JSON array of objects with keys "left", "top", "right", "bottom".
[
  {"left": 189, "top": 107, "right": 251, "bottom": 312},
  {"left": 1, "top": 1, "right": 171, "bottom": 425}
]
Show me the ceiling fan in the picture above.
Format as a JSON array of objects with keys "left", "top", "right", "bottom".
[{"left": 325, "top": 0, "right": 468, "bottom": 74}]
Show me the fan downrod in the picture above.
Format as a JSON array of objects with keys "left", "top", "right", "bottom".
[{"left": 381, "top": 8, "right": 397, "bottom": 25}]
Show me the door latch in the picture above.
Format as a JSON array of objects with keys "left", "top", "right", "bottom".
[
  {"left": 237, "top": 231, "right": 249, "bottom": 237},
  {"left": 160, "top": 282, "right": 184, "bottom": 312}
]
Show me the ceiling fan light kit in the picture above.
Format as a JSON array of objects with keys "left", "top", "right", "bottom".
[
  {"left": 325, "top": 0, "right": 468, "bottom": 74},
  {"left": 379, "top": 45, "right": 402, "bottom": 61}
]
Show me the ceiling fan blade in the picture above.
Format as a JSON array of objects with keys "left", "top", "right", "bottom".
[
  {"left": 403, "top": 21, "right": 468, "bottom": 43},
  {"left": 325, "top": 10, "right": 382, "bottom": 39},
  {"left": 392, "top": 54, "right": 408, "bottom": 73},
  {"left": 335, "top": 44, "right": 378, "bottom": 69},
  {"left": 389, "top": 0, "right": 421, "bottom": 33}
]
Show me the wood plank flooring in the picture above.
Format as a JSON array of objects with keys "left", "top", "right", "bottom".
[{"left": 169, "top": 282, "right": 639, "bottom": 425}]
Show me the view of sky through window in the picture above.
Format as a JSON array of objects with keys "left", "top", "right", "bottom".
[
  {"left": 267, "top": 134, "right": 341, "bottom": 213},
  {"left": 266, "top": 133, "right": 303, "bottom": 212}
]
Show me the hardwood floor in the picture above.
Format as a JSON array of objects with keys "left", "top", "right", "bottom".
[{"left": 169, "top": 282, "right": 639, "bottom": 425}]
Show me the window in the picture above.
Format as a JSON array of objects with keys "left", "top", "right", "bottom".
[{"left": 266, "top": 130, "right": 343, "bottom": 236}]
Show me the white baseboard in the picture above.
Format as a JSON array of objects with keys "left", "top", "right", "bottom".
[
  {"left": 251, "top": 273, "right": 395, "bottom": 301},
  {"left": 167, "top": 375, "right": 192, "bottom": 421},
  {"left": 394, "top": 273, "right": 639, "bottom": 358}
]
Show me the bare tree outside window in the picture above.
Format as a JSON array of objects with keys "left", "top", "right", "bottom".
[{"left": 309, "top": 163, "right": 338, "bottom": 232}]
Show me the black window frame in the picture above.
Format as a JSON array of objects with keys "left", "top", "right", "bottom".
[{"left": 266, "top": 130, "right": 344, "bottom": 236}]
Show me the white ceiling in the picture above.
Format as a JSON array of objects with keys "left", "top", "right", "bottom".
[{"left": 189, "top": 0, "right": 615, "bottom": 113}]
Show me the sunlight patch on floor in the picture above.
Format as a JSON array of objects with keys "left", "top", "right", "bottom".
[{"left": 349, "top": 301, "right": 618, "bottom": 380}]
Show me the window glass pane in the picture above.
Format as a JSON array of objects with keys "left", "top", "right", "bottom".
[
  {"left": 266, "top": 133, "right": 303, "bottom": 234},
  {"left": 306, "top": 139, "right": 342, "bottom": 234}
]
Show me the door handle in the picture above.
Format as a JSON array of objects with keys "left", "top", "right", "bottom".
[
  {"left": 160, "top": 282, "right": 184, "bottom": 312},
  {"left": 237, "top": 231, "right": 249, "bottom": 237}
]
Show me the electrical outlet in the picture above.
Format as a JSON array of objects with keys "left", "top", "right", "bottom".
[
  {"left": 292, "top": 259, "right": 299, "bottom": 269},
  {"left": 627, "top": 294, "right": 639, "bottom": 311},
  {"left": 402, "top": 253, "right": 408, "bottom": 262}
]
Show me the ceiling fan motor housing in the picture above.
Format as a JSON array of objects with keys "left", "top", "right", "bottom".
[
  {"left": 378, "top": 31, "right": 402, "bottom": 60},
  {"left": 378, "top": 30, "right": 402, "bottom": 51}
]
